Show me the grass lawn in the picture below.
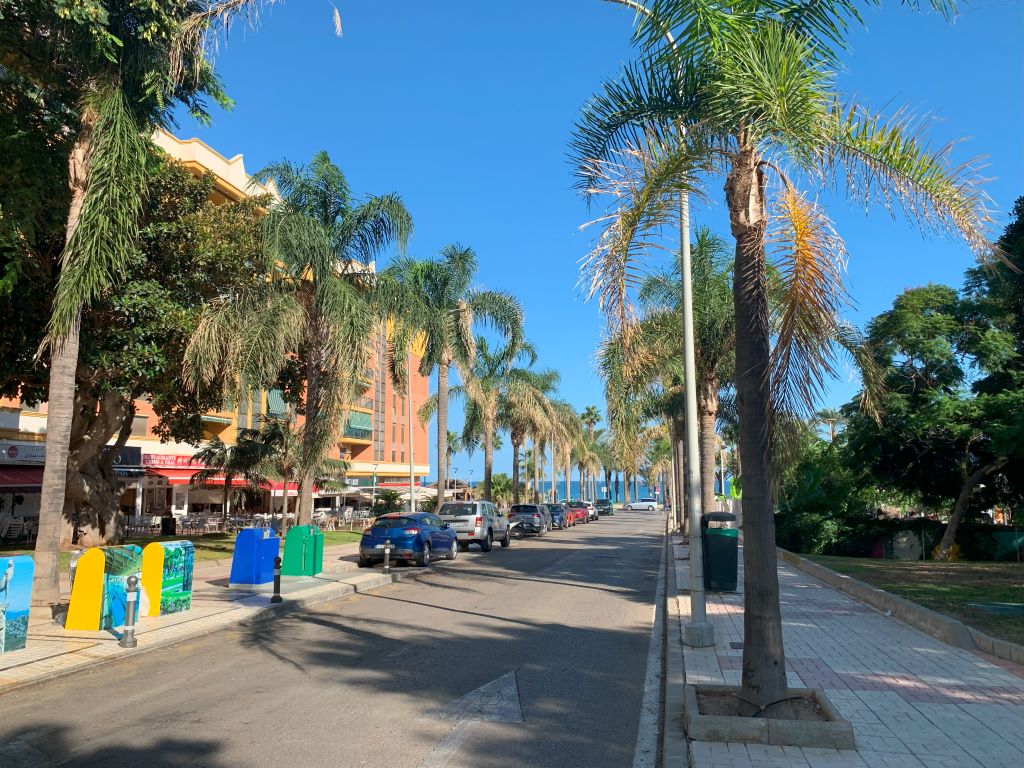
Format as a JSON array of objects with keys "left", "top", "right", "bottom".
[
  {"left": 807, "top": 555, "right": 1024, "bottom": 646},
  {"left": 1, "top": 529, "right": 362, "bottom": 574}
]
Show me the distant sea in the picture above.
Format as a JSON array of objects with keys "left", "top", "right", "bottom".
[{"left": 462, "top": 479, "right": 659, "bottom": 502}]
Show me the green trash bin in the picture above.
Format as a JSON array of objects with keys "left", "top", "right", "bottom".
[{"left": 702, "top": 512, "right": 738, "bottom": 591}]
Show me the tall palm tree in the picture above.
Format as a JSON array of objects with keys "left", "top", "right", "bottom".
[
  {"left": 387, "top": 245, "right": 523, "bottom": 507},
  {"left": 185, "top": 152, "right": 412, "bottom": 527},
  {"left": 815, "top": 408, "right": 845, "bottom": 442},
  {"left": 29, "top": 0, "right": 287, "bottom": 607},
  {"left": 574, "top": 0, "right": 988, "bottom": 710},
  {"left": 445, "top": 431, "right": 462, "bottom": 493},
  {"left": 190, "top": 435, "right": 268, "bottom": 525},
  {"left": 580, "top": 406, "right": 602, "bottom": 438},
  {"left": 500, "top": 367, "right": 559, "bottom": 504},
  {"left": 421, "top": 337, "right": 536, "bottom": 501}
]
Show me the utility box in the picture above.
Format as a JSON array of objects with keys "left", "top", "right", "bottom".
[
  {"left": 702, "top": 512, "right": 738, "bottom": 592},
  {"left": 281, "top": 525, "right": 324, "bottom": 577},
  {"left": 229, "top": 528, "right": 280, "bottom": 587}
]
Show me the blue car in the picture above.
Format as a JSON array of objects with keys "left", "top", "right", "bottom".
[
  {"left": 545, "top": 504, "right": 572, "bottom": 530},
  {"left": 358, "top": 512, "right": 459, "bottom": 568}
]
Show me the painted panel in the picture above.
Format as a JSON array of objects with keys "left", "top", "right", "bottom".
[
  {"left": 142, "top": 541, "right": 195, "bottom": 617},
  {"left": 65, "top": 546, "right": 143, "bottom": 632},
  {"left": 0, "top": 555, "right": 33, "bottom": 654}
]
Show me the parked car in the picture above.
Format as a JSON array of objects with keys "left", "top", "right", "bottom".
[
  {"left": 584, "top": 501, "right": 598, "bottom": 521},
  {"left": 625, "top": 497, "right": 659, "bottom": 512},
  {"left": 358, "top": 512, "right": 458, "bottom": 568},
  {"left": 509, "top": 504, "right": 551, "bottom": 537},
  {"left": 566, "top": 500, "right": 590, "bottom": 524},
  {"left": 594, "top": 498, "right": 614, "bottom": 516},
  {"left": 437, "top": 500, "right": 511, "bottom": 550},
  {"left": 545, "top": 503, "right": 572, "bottom": 530}
]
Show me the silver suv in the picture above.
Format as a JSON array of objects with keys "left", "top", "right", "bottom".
[{"left": 437, "top": 500, "right": 511, "bottom": 551}]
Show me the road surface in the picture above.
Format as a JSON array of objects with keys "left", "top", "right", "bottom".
[{"left": 1, "top": 509, "right": 665, "bottom": 768}]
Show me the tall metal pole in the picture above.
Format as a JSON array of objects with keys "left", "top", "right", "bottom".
[
  {"left": 408, "top": 351, "right": 416, "bottom": 513},
  {"left": 604, "top": 0, "right": 713, "bottom": 647}
]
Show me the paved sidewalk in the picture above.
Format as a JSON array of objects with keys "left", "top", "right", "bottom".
[
  {"left": 673, "top": 538, "right": 1024, "bottom": 768},
  {"left": 0, "top": 543, "right": 405, "bottom": 694}
]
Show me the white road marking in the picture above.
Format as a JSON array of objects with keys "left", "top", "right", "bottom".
[
  {"left": 632, "top": 520, "right": 667, "bottom": 768},
  {"left": 419, "top": 671, "right": 524, "bottom": 768}
]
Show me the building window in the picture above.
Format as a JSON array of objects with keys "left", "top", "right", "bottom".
[
  {"left": 130, "top": 415, "right": 149, "bottom": 437},
  {"left": 400, "top": 451, "right": 405, "bottom": 463},
  {"left": 391, "top": 451, "right": 396, "bottom": 463}
]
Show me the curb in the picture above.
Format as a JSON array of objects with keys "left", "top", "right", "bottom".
[
  {"left": 0, "top": 564, "right": 424, "bottom": 698},
  {"left": 662, "top": 525, "right": 689, "bottom": 767}
]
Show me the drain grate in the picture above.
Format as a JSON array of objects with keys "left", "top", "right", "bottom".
[{"left": 730, "top": 641, "right": 744, "bottom": 650}]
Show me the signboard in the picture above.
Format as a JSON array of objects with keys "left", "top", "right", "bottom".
[
  {"left": 105, "top": 445, "right": 142, "bottom": 466},
  {"left": 143, "top": 454, "right": 202, "bottom": 468},
  {"left": 0, "top": 442, "right": 45, "bottom": 464}
]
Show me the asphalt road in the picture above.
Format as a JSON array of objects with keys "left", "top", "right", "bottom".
[{"left": 1, "top": 509, "right": 666, "bottom": 768}]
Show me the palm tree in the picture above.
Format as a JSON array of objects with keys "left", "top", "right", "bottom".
[
  {"left": 500, "top": 367, "right": 559, "bottom": 505},
  {"left": 574, "top": 0, "right": 988, "bottom": 710},
  {"left": 815, "top": 408, "right": 845, "bottom": 442},
  {"left": 29, "top": 0, "right": 287, "bottom": 607},
  {"left": 190, "top": 435, "right": 268, "bottom": 525},
  {"left": 387, "top": 245, "right": 523, "bottom": 508},
  {"left": 185, "top": 152, "right": 412, "bottom": 527},
  {"left": 580, "top": 406, "right": 602, "bottom": 438},
  {"left": 421, "top": 337, "right": 535, "bottom": 501},
  {"left": 445, "top": 431, "right": 462, "bottom": 492}
]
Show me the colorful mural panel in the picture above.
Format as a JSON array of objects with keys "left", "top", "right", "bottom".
[
  {"left": 0, "top": 555, "right": 33, "bottom": 654},
  {"left": 141, "top": 541, "right": 194, "bottom": 617},
  {"left": 65, "top": 546, "right": 143, "bottom": 632}
]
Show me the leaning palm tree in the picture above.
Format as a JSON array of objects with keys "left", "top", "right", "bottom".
[
  {"left": 574, "top": 0, "right": 989, "bottom": 711},
  {"left": 191, "top": 435, "right": 269, "bottom": 525},
  {"left": 386, "top": 245, "right": 523, "bottom": 506},
  {"left": 29, "top": 0, "right": 293, "bottom": 607},
  {"left": 185, "top": 152, "right": 412, "bottom": 527}
]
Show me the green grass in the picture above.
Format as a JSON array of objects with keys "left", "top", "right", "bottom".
[
  {"left": 807, "top": 555, "right": 1024, "bottom": 646},
  {"left": 1, "top": 529, "right": 362, "bottom": 574}
]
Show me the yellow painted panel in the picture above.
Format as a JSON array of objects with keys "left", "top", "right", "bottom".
[
  {"left": 65, "top": 548, "right": 105, "bottom": 631},
  {"left": 141, "top": 543, "right": 165, "bottom": 618}
]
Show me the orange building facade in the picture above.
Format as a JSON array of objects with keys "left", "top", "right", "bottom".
[{"left": 0, "top": 131, "right": 429, "bottom": 521}]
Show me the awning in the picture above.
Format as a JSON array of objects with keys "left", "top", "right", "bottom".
[
  {"left": 0, "top": 466, "right": 43, "bottom": 492},
  {"left": 114, "top": 466, "right": 146, "bottom": 478},
  {"left": 346, "top": 411, "right": 373, "bottom": 431},
  {"left": 145, "top": 467, "right": 253, "bottom": 488}
]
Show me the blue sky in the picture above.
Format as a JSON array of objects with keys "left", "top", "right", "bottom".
[{"left": 174, "top": 0, "right": 1023, "bottom": 481}]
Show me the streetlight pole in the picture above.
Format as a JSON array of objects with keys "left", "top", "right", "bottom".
[
  {"left": 603, "top": 0, "right": 713, "bottom": 648},
  {"left": 452, "top": 466, "right": 459, "bottom": 502},
  {"left": 407, "top": 350, "right": 416, "bottom": 514},
  {"left": 370, "top": 463, "right": 379, "bottom": 516},
  {"left": 466, "top": 469, "right": 473, "bottom": 501}
]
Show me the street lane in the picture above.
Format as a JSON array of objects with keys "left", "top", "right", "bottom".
[{"left": 0, "top": 509, "right": 665, "bottom": 768}]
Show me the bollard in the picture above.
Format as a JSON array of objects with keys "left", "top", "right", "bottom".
[
  {"left": 271, "top": 556, "right": 283, "bottom": 603},
  {"left": 119, "top": 575, "right": 140, "bottom": 649},
  {"left": 383, "top": 540, "right": 392, "bottom": 574}
]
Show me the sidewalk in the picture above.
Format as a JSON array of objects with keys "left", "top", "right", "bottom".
[
  {"left": 0, "top": 543, "right": 402, "bottom": 694},
  {"left": 672, "top": 538, "right": 1024, "bottom": 768}
]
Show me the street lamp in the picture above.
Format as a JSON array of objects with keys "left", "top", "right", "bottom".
[
  {"left": 370, "top": 463, "right": 379, "bottom": 515},
  {"left": 466, "top": 469, "right": 474, "bottom": 500},
  {"left": 452, "top": 466, "right": 459, "bottom": 502},
  {"left": 602, "top": 0, "right": 713, "bottom": 648}
]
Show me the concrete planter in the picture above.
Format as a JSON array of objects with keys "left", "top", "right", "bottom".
[{"left": 684, "top": 684, "right": 855, "bottom": 749}]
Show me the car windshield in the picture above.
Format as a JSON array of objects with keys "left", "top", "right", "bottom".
[
  {"left": 510, "top": 505, "right": 538, "bottom": 515},
  {"left": 372, "top": 516, "right": 417, "bottom": 529},
  {"left": 438, "top": 503, "right": 474, "bottom": 516}
]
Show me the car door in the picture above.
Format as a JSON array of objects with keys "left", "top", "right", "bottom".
[
  {"left": 488, "top": 503, "right": 507, "bottom": 537},
  {"left": 425, "top": 514, "right": 447, "bottom": 551}
]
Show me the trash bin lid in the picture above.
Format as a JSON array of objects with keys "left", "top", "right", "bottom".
[{"left": 702, "top": 512, "right": 736, "bottom": 523}]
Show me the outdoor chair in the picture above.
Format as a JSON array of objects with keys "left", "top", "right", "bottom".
[{"left": 5, "top": 517, "right": 24, "bottom": 544}]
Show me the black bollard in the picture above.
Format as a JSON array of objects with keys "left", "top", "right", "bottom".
[
  {"left": 271, "top": 555, "right": 283, "bottom": 603},
  {"left": 383, "top": 540, "right": 392, "bottom": 574},
  {"left": 119, "top": 575, "right": 139, "bottom": 649}
]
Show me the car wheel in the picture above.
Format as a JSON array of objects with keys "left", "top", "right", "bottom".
[
  {"left": 357, "top": 556, "right": 371, "bottom": 568},
  {"left": 458, "top": 541, "right": 469, "bottom": 552},
  {"left": 501, "top": 528, "right": 511, "bottom": 548},
  {"left": 416, "top": 543, "right": 431, "bottom": 567},
  {"left": 648, "top": 505, "right": 655, "bottom": 511},
  {"left": 447, "top": 539, "right": 459, "bottom": 561},
  {"left": 480, "top": 530, "right": 493, "bottom": 552}
]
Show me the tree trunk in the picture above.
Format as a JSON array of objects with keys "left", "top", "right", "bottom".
[
  {"left": 437, "top": 360, "right": 450, "bottom": 507},
  {"left": 511, "top": 436, "right": 522, "bottom": 505},
  {"left": 727, "top": 148, "right": 788, "bottom": 710},
  {"left": 532, "top": 438, "right": 540, "bottom": 503},
  {"left": 32, "top": 114, "right": 98, "bottom": 606},
  {"left": 624, "top": 472, "right": 632, "bottom": 504},
  {"left": 699, "top": 387, "right": 719, "bottom": 516},
  {"left": 296, "top": 472, "right": 315, "bottom": 527},
  {"left": 936, "top": 457, "right": 1007, "bottom": 561},
  {"left": 483, "top": 419, "right": 494, "bottom": 501},
  {"left": 564, "top": 456, "right": 571, "bottom": 503},
  {"left": 549, "top": 435, "right": 557, "bottom": 503},
  {"left": 577, "top": 464, "right": 584, "bottom": 501},
  {"left": 671, "top": 415, "right": 687, "bottom": 535},
  {"left": 297, "top": 319, "right": 322, "bottom": 527},
  {"left": 614, "top": 473, "right": 620, "bottom": 503},
  {"left": 222, "top": 476, "right": 231, "bottom": 526}
]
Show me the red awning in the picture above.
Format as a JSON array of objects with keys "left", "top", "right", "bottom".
[
  {"left": 0, "top": 466, "right": 43, "bottom": 490},
  {"left": 145, "top": 468, "right": 252, "bottom": 488}
]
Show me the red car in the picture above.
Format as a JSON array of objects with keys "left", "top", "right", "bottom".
[{"left": 567, "top": 501, "right": 590, "bottom": 524}]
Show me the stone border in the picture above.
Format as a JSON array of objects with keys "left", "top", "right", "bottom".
[
  {"left": 778, "top": 548, "right": 1024, "bottom": 665},
  {"left": 684, "top": 684, "right": 856, "bottom": 749}
]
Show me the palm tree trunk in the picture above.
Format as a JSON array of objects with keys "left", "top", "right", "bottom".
[
  {"left": 563, "top": 456, "right": 571, "bottom": 503},
  {"left": 32, "top": 115, "right": 96, "bottom": 607},
  {"left": 549, "top": 435, "right": 557, "bottom": 503},
  {"left": 483, "top": 419, "right": 494, "bottom": 501},
  {"left": 577, "top": 464, "right": 584, "bottom": 501},
  {"left": 437, "top": 360, "right": 450, "bottom": 505},
  {"left": 222, "top": 475, "right": 231, "bottom": 526},
  {"left": 936, "top": 457, "right": 1007, "bottom": 560},
  {"left": 614, "top": 472, "right": 620, "bottom": 503},
  {"left": 624, "top": 472, "right": 632, "bottom": 504},
  {"left": 671, "top": 415, "right": 687, "bottom": 534},
  {"left": 728, "top": 148, "right": 787, "bottom": 710},
  {"left": 511, "top": 437, "right": 522, "bottom": 505},
  {"left": 699, "top": 388, "right": 719, "bottom": 516}
]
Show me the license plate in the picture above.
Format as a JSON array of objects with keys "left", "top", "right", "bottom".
[{"left": 375, "top": 544, "right": 386, "bottom": 549}]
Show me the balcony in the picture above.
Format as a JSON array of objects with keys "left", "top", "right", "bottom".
[{"left": 341, "top": 411, "right": 373, "bottom": 443}]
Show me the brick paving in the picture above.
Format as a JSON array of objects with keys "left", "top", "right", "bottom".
[
  {"left": 0, "top": 543, "right": 403, "bottom": 693},
  {"left": 673, "top": 540, "right": 1024, "bottom": 768}
]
